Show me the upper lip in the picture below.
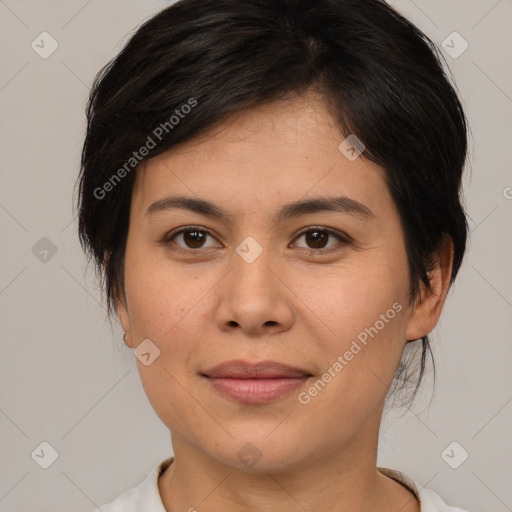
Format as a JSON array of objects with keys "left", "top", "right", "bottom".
[{"left": 201, "top": 360, "right": 313, "bottom": 379}]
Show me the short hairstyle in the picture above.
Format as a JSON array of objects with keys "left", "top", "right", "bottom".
[{"left": 77, "top": 0, "right": 469, "bottom": 406}]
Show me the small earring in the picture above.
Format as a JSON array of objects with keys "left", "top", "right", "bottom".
[{"left": 123, "top": 332, "right": 127, "bottom": 343}]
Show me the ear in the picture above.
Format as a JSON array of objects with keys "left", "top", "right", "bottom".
[
  {"left": 405, "top": 236, "right": 454, "bottom": 341},
  {"left": 105, "top": 249, "right": 134, "bottom": 349},
  {"left": 115, "top": 289, "right": 134, "bottom": 349}
]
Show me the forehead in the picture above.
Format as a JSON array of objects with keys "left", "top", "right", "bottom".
[{"left": 131, "top": 93, "right": 389, "bottom": 218}]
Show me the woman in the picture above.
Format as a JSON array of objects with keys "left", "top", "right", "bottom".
[{"left": 78, "top": 0, "right": 470, "bottom": 510}]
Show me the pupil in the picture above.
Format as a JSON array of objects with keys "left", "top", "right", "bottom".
[
  {"left": 185, "top": 231, "right": 204, "bottom": 248},
  {"left": 307, "top": 231, "right": 327, "bottom": 249}
]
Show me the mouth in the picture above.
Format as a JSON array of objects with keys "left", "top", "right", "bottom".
[{"left": 200, "top": 360, "right": 313, "bottom": 404}]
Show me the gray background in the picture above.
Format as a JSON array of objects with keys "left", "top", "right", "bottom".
[{"left": 0, "top": 1, "right": 511, "bottom": 511}]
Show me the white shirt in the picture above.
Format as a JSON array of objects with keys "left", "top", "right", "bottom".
[{"left": 93, "top": 458, "right": 470, "bottom": 512}]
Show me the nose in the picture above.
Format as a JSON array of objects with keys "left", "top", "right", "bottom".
[{"left": 214, "top": 244, "right": 294, "bottom": 337}]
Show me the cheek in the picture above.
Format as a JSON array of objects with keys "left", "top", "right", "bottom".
[
  {"left": 122, "top": 250, "right": 211, "bottom": 430},
  {"left": 123, "top": 243, "right": 204, "bottom": 337},
  {"left": 122, "top": 246, "right": 222, "bottom": 404},
  {"left": 296, "top": 258, "right": 409, "bottom": 342},
  {"left": 293, "top": 259, "right": 410, "bottom": 396}
]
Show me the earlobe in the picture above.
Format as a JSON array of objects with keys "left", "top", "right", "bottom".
[
  {"left": 121, "top": 329, "right": 134, "bottom": 349},
  {"left": 405, "top": 236, "right": 454, "bottom": 342}
]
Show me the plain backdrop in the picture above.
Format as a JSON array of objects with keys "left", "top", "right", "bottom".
[{"left": 0, "top": 1, "right": 511, "bottom": 511}]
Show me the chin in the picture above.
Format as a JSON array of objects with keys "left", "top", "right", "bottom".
[{"left": 202, "top": 435, "right": 312, "bottom": 474}]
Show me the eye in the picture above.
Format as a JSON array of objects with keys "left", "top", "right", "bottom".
[
  {"left": 163, "top": 225, "right": 349, "bottom": 256},
  {"left": 164, "top": 226, "right": 221, "bottom": 252},
  {"left": 292, "top": 227, "right": 349, "bottom": 256}
]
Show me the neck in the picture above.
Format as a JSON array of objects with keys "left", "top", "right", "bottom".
[{"left": 158, "top": 426, "right": 419, "bottom": 512}]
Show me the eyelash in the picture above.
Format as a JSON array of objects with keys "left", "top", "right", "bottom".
[{"left": 163, "top": 225, "right": 350, "bottom": 257}]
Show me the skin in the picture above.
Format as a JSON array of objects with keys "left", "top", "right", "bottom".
[{"left": 117, "top": 91, "right": 453, "bottom": 512}]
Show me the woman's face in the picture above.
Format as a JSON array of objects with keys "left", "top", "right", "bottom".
[{"left": 117, "top": 93, "right": 433, "bottom": 471}]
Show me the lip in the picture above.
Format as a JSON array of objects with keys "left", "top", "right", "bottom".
[
  {"left": 201, "top": 359, "right": 312, "bottom": 379},
  {"left": 200, "top": 360, "right": 313, "bottom": 405}
]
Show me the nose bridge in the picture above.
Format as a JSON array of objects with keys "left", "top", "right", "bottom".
[{"left": 230, "top": 233, "right": 276, "bottom": 293}]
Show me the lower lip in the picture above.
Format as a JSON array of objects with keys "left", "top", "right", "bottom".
[{"left": 204, "top": 376, "right": 311, "bottom": 404}]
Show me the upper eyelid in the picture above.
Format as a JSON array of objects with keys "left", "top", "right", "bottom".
[{"left": 294, "top": 226, "right": 349, "bottom": 240}]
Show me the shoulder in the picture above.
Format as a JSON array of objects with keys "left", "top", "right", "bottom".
[
  {"left": 90, "top": 457, "right": 173, "bottom": 512},
  {"left": 417, "top": 487, "right": 470, "bottom": 512},
  {"left": 378, "top": 466, "right": 470, "bottom": 512}
]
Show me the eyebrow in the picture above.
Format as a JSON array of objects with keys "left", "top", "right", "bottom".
[{"left": 145, "top": 195, "right": 374, "bottom": 222}]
